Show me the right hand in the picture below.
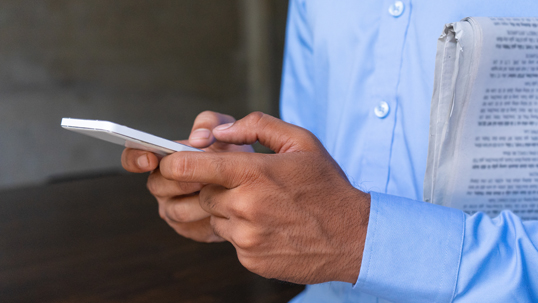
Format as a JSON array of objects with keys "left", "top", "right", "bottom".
[{"left": 121, "top": 111, "right": 254, "bottom": 242}]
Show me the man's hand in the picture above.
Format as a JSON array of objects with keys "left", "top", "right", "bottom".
[
  {"left": 159, "top": 112, "right": 370, "bottom": 285},
  {"left": 121, "top": 111, "right": 253, "bottom": 242}
]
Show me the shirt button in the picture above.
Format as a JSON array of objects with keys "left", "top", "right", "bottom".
[
  {"left": 374, "top": 101, "right": 390, "bottom": 118},
  {"left": 388, "top": 1, "right": 405, "bottom": 17}
]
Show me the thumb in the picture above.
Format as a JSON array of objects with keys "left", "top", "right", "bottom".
[{"left": 212, "top": 112, "right": 320, "bottom": 153}]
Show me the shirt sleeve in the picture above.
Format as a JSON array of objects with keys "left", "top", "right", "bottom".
[
  {"left": 280, "top": 0, "right": 312, "bottom": 124},
  {"left": 355, "top": 192, "right": 538, "bottom": 303},
  {"left": 280, "top": 0, "right": 324, "bottom": 140}
]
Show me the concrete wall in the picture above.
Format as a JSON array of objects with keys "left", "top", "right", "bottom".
[{"left": 0, "top": 0, "right": 287, "bottom": 189}]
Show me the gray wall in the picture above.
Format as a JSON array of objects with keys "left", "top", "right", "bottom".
[{"left": 0, "top": 0, "right": 287, "bottom": 189}]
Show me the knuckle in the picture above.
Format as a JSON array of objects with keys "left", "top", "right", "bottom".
[
  {"left": 303, "top": 128, "right": 318, "bottom": 142},
  {"left": 294, "top": 127, "right": 321, "bottom": 149},
  {"left": 231, "top": 198, "right": 256, "bottom": 220},
  {"left": 176, "top": 182, "right": 198, "bottom": 195},
  {"left": 204, "top": 156, "right": 229, "bottom": 183},
  {"left": 209, "top": 217, "right": 224, "bottom": 238},
  {"left": 168, "top": 204, "right": 190, "bottom": 222},
  {"left": 233, "top": 228, "right": 261, "bottom": 250},
  {"left": 146, "top": 178, "right": 161, "bottom": 196},
  {"left": 209, "top": 157, "right": 225, "bottom": 177},
  {"left": 247, "top": 111, "right": 265, "bottom": 120},
  {"left": 305, "top": 132, "right": 322, "bottom": 148},
  {"left": 169, "top": 155, "right": 194, "bottom": 181},
  {"left": 245, "top": 111, "right": 265, "bottom": 127}
]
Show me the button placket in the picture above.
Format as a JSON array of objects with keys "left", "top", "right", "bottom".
[{"left": 359, "top": 0, "right": 410, "bottom": 188}]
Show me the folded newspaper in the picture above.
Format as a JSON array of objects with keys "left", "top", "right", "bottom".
[{"left": 424, "top": 17, "right": 538, "bottom": 220}]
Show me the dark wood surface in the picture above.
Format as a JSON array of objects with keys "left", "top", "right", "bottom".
[{"left": 0, "top": 174, "right": 304, "bottom": 303}]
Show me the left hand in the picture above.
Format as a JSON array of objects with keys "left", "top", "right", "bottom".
[{"left": 158, "top": 112, "right": 371, "bottom": 284}]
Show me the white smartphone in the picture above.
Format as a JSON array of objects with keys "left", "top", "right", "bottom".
[{"left": 61, "top": 118, "right": 202, "bottom": 156}]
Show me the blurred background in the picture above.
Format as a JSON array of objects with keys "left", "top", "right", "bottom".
[{"left": 0, "top": 0, "right": 288, "bottom": 190}]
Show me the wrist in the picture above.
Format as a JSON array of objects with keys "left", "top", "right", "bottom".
[{"left": 339, "top": 189, "right": 371, "bottom": 284}]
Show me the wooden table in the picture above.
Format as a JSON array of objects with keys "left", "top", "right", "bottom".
[{"left": 0, "top": 174, "right": 304, "bottom": 302}]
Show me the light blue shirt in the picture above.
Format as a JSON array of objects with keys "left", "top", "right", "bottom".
[{"left": 280, "top": 1, "right": 538, "bottom": 302}]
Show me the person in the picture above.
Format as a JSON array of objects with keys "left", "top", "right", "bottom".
[{"left": 122, "top": 1, "right": 538, "bottom": 302}]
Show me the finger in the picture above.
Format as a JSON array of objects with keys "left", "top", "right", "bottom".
[
  {"left": 212, "top": 112, "right": 321, "bottom": 153},
  {"left": 198, "top": 184, "right": 231, "bottom": 218},
  {"left": 160, "top": 194, "right": 210, "bottom": 223},
  {"left": 209, "top": 215, "right": 233, "bottom": 243},
  {"left": 121, "top": 148, "right": 160, "bottom": 173},
  {"left": 159, "top": 151, "right": 255, "bottom": 188},
  {"left": 189, "top": 111, "right": 236, "bottom": 148},
  {"left": 166, "top": 217, "right": 225, "bottom": 243},
  {"left": 147, "top": 169, "right": 203, "bottom": 197}
]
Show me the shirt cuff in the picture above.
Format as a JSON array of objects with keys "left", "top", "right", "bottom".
[{"left": 355, "top": 192, "right": 465, "bottom": 303}]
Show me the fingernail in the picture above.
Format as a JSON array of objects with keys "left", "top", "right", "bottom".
[
  {"left": 190, "top": 128, "right": 211, "bottom": 140},
  {"left": 214, "top": 122, "right": 234, "bottom": 131},
  {"left": 137, "top": 155, "right": 149, "bottom": 168}
]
